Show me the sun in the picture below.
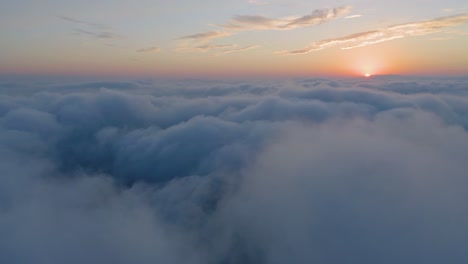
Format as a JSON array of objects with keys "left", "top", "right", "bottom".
[{"left": 364, "top": 73, "right": 371, "bottom": 77}]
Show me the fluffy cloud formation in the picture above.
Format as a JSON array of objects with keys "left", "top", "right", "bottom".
[
  {"left": 1, "top": 76, "right": 468, "bottom": 263},
  {"left": 280, "top": 14, "right": 468, "bottom": 54},
  {"left": 219, "top": 6, "right": 351, "bottom": 30}
]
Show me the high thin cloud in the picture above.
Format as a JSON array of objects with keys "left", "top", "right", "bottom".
[
  {"left": 219, "top": 6, "right": 351, "bottom": 31},
  {"left": 220, "top": 45, "right": 259, "bottom": 54},
  {"left": 193, "top": 44, "right": 236, "bottom": 52},
  {"left": 179, "top": 31, "right": 232, "bottom": 41},
  {"left": 59, "top": 16, "right": 109, "bottom": 29},
  {"left": 136, "top": 46, "right": 161, "bottom": 53},
  {"left": 179, "top": 6, "right": 350, "bottom": 53},
  {"left": 1, "top": 76, "right": 468, "bottom": 263},
  {"left": 178, "top": 44, "right": 256, "bottom": 54},
  {"left": 74, "top": 28, "right": 122, "bottom": 39},
  {"left": 345, "top": 14, "right": 362, "bottom": 19},
  {"left": 279, "top": 14, "right": 468, "bottom": 54},
  {"left": 60, "top": 15, "right": 123, "bottom": 40}
]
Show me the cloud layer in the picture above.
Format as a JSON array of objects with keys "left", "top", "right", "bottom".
[{"left": 1, "top": 76, "right": 468, "bottom": 263}]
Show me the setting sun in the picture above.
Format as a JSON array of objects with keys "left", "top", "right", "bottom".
[{"left": 365, "top": 73, "right": 371, "bottom": 77}]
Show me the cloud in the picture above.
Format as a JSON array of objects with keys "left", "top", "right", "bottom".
[
  {"left": 1, "top": 76, "right": 468, "bottom": 263},
  {"left": 58, "top": 16, "right": 109, "bottom": 29},
  {"left": 179, "top": 6, "right": 350, "bottom": 53},
  {"left": 219, "top": 6, "right": 351, "bottom": 31},
  {"left": 136, "top": 46, "right": 161, "bottom": 53},
  {"left": 74, "top": 28, "right": 122, "bottom": 39},
  {"left": 179, "top": 31, "right": 232, "bottom": 41},
  {"left": 220, "top": 45, "right": 259, "bottom": 54},
  {"left": 180, "top": 44, "right": 237, "bottom": 53},
  {"left": 345, "top": 14, "right": 362, "bottom": 19},
  {"left": 279, "top": 14, "right": 468, "bottom": 54},
  {"left": 60, "top": 16, "right": 123, "bottom": 40}
]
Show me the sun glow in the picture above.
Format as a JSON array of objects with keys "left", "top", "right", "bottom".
[{"left": 365, "top": 73, "right": 371, "bottom": 77}]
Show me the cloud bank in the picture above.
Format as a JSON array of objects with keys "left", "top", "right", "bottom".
[
  {"left": 280, "top": 14, "right": 468, "bottom": 54},
  {"left": 1, "top": 76, "right": 468, "bottom": 263}
]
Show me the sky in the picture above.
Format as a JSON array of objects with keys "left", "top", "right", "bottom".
[{"left": 1, "top": 0, "right": 468, "bottom": 77}]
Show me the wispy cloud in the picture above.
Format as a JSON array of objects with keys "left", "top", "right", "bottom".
[
  {"left": 179, "top": 5, "right": 350, "bottom": 54},
  {"left": 193, "top": 44, "right": 237, "bottom": 52},
  {"left": 61, "top": 16, "right": 123, "bottom": 40},
  {"left": 180, "top": 31, "right": 232, "bottom": 41},
  {"left": 58, "top": 16, "right": 109, "bottom": 29},
  {"left": 345, "top": 14, "right": 362, "bottom": 19},
  {"left": 177, "top": 43, "right": 256, "bottom": 54},
  {"left": 136, "top": 46, "right": 161, "bottom": 53},
  {"left": 74, "top": 28, "right": 122, "bottom": 39},
  {"left": 278, "top": 14, "right": 468, "bottom": 55},
  {"left": 220, "top": 45, "right": 259, "bottom": 54},
  {"left": 219, "top": 6, "right": 351, "bottom": 31}
]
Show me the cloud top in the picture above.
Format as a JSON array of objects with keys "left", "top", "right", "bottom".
[{"left": 1, "top": 76, "right": 468, "bottom": 263}]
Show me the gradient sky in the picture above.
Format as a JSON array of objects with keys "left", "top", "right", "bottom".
[{"left": 1, "top": 0, "right": 467, "bottom": 77}]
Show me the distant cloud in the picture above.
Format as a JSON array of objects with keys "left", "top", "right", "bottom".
[
  {"left": 220, "top": 45, "right": 259, "bottom": 54},
  {"left": 219, "top": 6, "right": 351, "bottom": 31},
  {"left": 279, "top": 14, "right": 468, "bottom": 54},
  {"left": 345, "top": 14, "right": 362, "bottom": 19},
  {"left": 193, "top": 44, "right": 237, "bottom": 52},
  {"left": 179, "top": 6, "right": 350, "bottom": 54},
  {"left": 60, "top": 16, "right": 123, "bottom": 40},
  {"left": 58, "top": 16, "right": 109, "bottom": 29},
  {"left": 136, "top": 46, "right": 161, "bottom": 53},
  {"left": 180, "top": 31, "right": 232, "bottom": 41},
  {"left": 178, "top": 43, "right": 256, "bottom": 54},
  {"left": 74, "top": 28, "right": 122, "bottom": 39}
]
